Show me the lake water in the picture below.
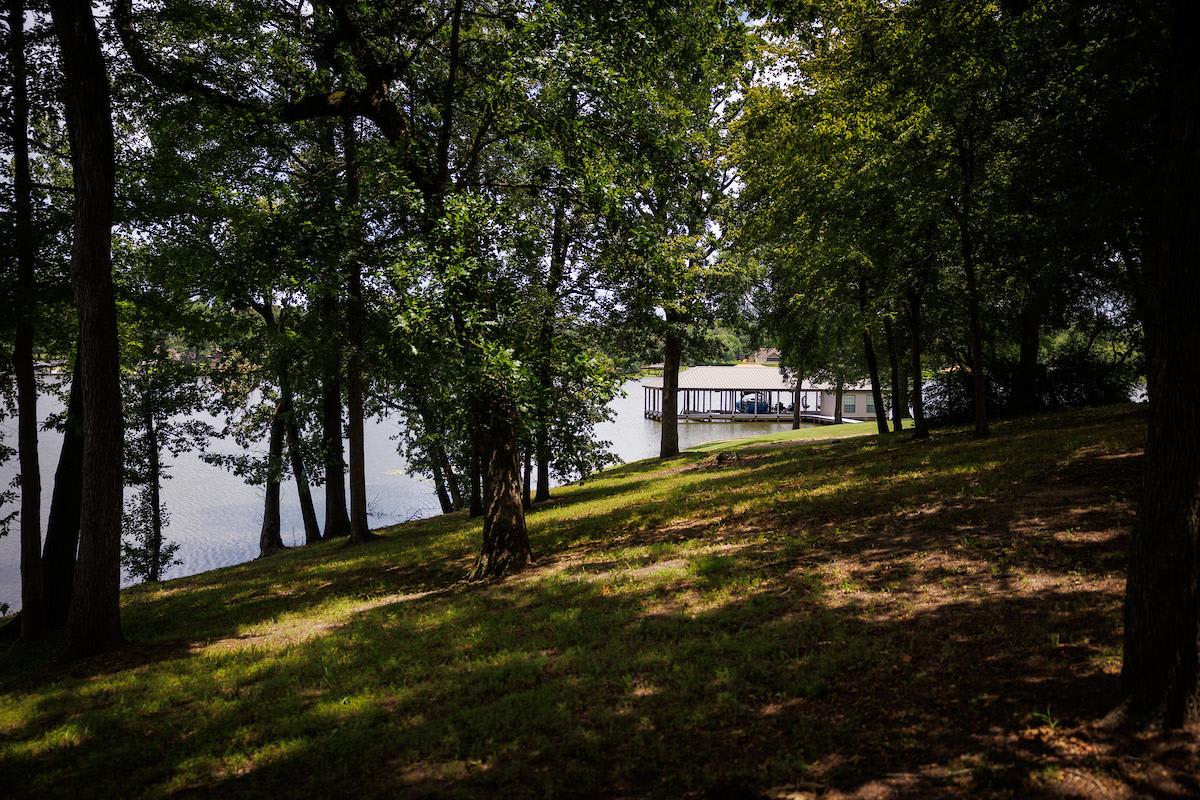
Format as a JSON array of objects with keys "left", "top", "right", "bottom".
[{"left": 0, "top": 379, "right": 797, "bottom": 611}]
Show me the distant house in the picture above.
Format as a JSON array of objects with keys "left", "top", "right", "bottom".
[
  {"left": 818, "top": 382, "right": 878, "bottom": 421},
  {"left": 752, "top": 348, "right": 782, "bottom": 366}
]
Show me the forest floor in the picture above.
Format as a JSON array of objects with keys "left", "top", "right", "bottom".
[{"left": 3, "top": 403, "right": 1199, "bottom": 799}]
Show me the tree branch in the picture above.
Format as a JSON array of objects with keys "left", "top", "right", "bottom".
[{"left": 114, "top": 0, "right": 267, "bottom": 114}]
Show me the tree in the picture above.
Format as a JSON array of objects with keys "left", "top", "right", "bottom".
[
  {"left": 6, "top": 0, "right": 44, "bottom": 639},
  {"left": 48, "top": 0, "right": 125, "bottom": 657},
  {"left": 117, "top": 309, "right": 215, "bottom": 582},
  {"left": 109, "top": 0, "right": 754, "bottom": 578},
  {"left": 1117, "top": 0, "right": 1200, "bottom": 730}
]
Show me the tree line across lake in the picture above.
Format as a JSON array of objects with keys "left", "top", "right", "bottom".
[{"left": 1, "top": 0, "right": 1198, "bottom": 731}]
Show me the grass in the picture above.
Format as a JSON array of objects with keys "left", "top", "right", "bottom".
[
  {"left": 1, "top": 404, "right": 1195, "bottom": 798},
  {"left": 687, "top": 416, "right": 908, "bottom": 452}
]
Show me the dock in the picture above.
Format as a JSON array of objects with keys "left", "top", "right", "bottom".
[
  {"left": 642, "top": 365, "right": 882, "bottom": 425},
  {"left": 643, "top": 409, "right": 862, "bottom": 425}
]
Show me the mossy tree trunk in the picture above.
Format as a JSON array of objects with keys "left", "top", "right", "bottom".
[{"left": 470, "top": 401, "right": 532, "bottom": 580}]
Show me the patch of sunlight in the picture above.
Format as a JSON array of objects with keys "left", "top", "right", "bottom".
[
  {"left": 311, "top": 692, "right": 389, "bottom": 722},
  {"left": 248, "top": 737, "right": 308, "bottom": 767},
  {"left": 626, "top": 679, "right": 660, "bottom": 698},
  {"left": 0, "top": 695, "right": 38, "bottom": 734},
  {"left": 194, "top": 589, "right": 448, "bottom": 655},
  {"left": 836, "top": 576, "right": 861, "bottom": 593},
  {"left": 162, "top": 755, "right": 224, "bottom": 795},
  {"left": 614, "top": 561, "right": 693, "bottom": 591},
  {"left": 396, "top": 757, "right": 493, "bottom": 786},
  {"left": 9, "top": 721, "right": 89, "bottom": 758},
  {"left": 696, "top": 576, "right": 765, "bottom": 611},
  {"left": 1090, "top": 646, "right": 1122, "bottom": 675},
  {"left": 548, "top": 605, "right": 584, "bottom": 626},
  {"left": 941, "top": 460, "right": 1000, "bottom": 477},
  {"left": 688, "top": 553, "right": 735, "bottom": 579},
  {"left": 797, "top": 477, "right": 860, "bottom": 499},
  {"left": 887, "top": 469, "right": 932, "bottom": 483},
  {"left": 412, "top": 598, "right": 474, "bottom": 631}
]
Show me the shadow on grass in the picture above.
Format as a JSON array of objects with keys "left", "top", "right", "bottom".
[
  {"left": 3, "top": 404, "right": 1183, "bottom": 798},
  {"left": 0, "top": 570, "right": 1138, "bottom": 798}
]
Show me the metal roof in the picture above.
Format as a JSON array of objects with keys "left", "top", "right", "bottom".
[{"left": 642, "top": 366, "right": 873, "bottom": 393}]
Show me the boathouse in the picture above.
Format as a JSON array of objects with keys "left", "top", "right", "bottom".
[{"left": 642, "top": 365, "right": 878, "bottom": 423}]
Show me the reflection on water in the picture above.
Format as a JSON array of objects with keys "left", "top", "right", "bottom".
[{"left": 0, "top": 379, "right": 797, "bottom": 610}]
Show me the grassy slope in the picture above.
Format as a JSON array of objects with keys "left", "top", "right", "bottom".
[
  {"left": 687, "top": 416, "right": 904, "bottom": 452},
  {"left": 1, "top": 405, "right": 1194, "bottom": 798}
]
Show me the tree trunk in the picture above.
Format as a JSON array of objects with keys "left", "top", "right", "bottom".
[
  {"left": 321, "top": 374, "right": 351, "bottom": 538},
  {"left": 318, "top": 123, "right": 350, "bottom": 540},
  {"left": 957, "top": 137, "right": 990, "bottom": 437},
  {"left": 259, "top": 404, "right": 286, "bottom": 557},
  {"left": 792, "top": 374, "right": 803, "bottom": 430},
  {"left": 863, "top": 330, "right": 889, "bottom": 435},
  {"left": 964, "top": 258, "right": 989, "bottom": 437},
  {"left": 884, "top": 317, "right": 904, "bottom": 433},
  {"left": 256, "top": 299, "right": 320, "bottom": 546},
  {"left": 144, "top": 399, "right": 163, "bottom": 582},
  {"left": 834, "top": 378, "right": 844, "bottom": 425},
  {"left": 469, "top": 403, "right": 532, "bottom": 580},
  {"left": 9, "top": 0, "right": 44, "bottom": 639},
  {"left": 522, "top": 441, "right": 533, "bottom": 511},
  {"left": 341, "top": 115, "right": 372, "bottom": 544},
  {"left": 660, "top": 324, "right": 682, "bottom": 458},
  {"left": 43, "top": 356, "right": 84, "bottom": 629},
  {"left": 418, "top": 403, "right": 455, "bottom": 514},
  {"left": 442, "top": 448, "right": 464, "bottom": 511},
  {"left": 1117, "top": 0, "right": 1200, "bottom": 730},
  {"left": 1012, "top": 296, "right": 1043, "bottom": 415},
  {"left": 430, "top": 453, "right": 454, "bottom": 514},
  {"left": 283, "top": 397, "right": 321, "bottom": 546},
  {"left": 535, "top": 200, "right": 567, "bottom": 502},
  {"left": 50, "top": 0, "right": 124, "bottom": 658},
  {"left": 906, "top": 288, "right": 930, "bottom": 440},
  {"left": 534, "top": 431, "right": 551, "bottom": 502},
  {"left": 468, "top": 418, "right": 484, "bottom": 517}
]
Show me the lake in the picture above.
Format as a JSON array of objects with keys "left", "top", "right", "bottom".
[{"left": 0, "top": 379, "right": 799, "bottom": 611}]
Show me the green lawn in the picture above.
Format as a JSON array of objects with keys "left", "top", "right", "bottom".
[
  {"left": 687, "top": 416, "right": 908, "bottom": 452},
  {"left": 3, "top": 404, "right": 1193, "bottom": 798}
]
